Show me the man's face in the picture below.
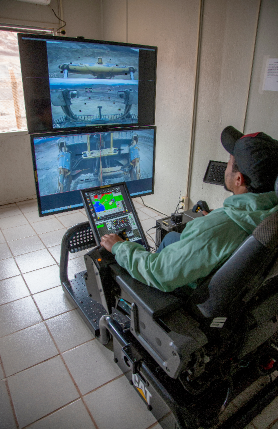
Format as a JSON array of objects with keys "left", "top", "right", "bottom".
[{"left": 224, "top": 154, "right": 236, "bottom": 193}]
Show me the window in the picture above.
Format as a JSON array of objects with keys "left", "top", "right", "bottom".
[{"left": 0, "top": 26, "right": 53, "bottom": 133}]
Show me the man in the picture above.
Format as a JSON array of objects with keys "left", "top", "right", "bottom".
[{"left": 100, "top": 126, "right": 278, "bottom": 292}]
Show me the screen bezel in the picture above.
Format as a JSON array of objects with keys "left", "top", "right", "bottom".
[
  {"left": 81, "top": 182, "right": 150, "bottom": 251},
  {"left": 18, "top": 33, "right": 157, "bottom": 135},
  {"left": 30, "top": 125, "right": 156, "bottom": 217}
]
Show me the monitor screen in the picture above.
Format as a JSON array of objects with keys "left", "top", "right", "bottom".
[
  {"left": 18, "top": 33, "right": 157, "bottom": 134},
  {"left": 31, "top": 126, "right": 156, "bottom": 216},
  {"left": 81, "top": 182, "right": 149, "bottom": 250}
]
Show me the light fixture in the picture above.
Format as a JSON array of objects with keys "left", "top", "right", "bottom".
[{"left": 17, "top": 0, "right": 51, "bottom": 5}]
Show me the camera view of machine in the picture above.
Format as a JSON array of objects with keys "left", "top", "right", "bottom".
[
  {"left": 18, "top": 34, "right": 157, "bottom": 134},
  {"left": 31, "top": 127, "right": 155, "bottom": 216},
  {"left": 81, "top": 182, "right": 149, "bottom": 249},
  {"left": 47, "top": 40, "right": 139, "bottom": 128}
]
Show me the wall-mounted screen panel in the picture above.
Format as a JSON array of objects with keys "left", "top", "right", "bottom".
[
  {"left": 18, "top": 33, "right": 157, "bottom": 134},
  {"left": 30, "top": 126, "right": 156, "bottom": 216}
]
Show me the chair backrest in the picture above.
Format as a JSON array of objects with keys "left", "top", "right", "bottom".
[{"left": 197, "top": 211, "right": 278, "bottom": 318}]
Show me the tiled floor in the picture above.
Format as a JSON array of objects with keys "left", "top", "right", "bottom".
[{"left": 0, "top": 197, "right": 277, "bottom": 429}]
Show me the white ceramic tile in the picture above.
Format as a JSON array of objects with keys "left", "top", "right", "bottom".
[
  {"left": 139, "top": 205, "right": 161, "bottom": 218},
  {"left": 0, "top": 363, "right": 4, "bottom": 380},
  {"left": 57, "top": 211, "right": 88, "bottom": 228},
  {"left": 0, "top": 230, "right": 5, "bottom": 244},
  {"left": 8, "top": 235, "right": 45, "bottom": 257},
  {"left": 31, "top": 218, "right": 65, "bottom": 235},
  {"left": 15, "top": 249, "right": 56, "bottom": 274},
  {"left": 251, "top": 396, "right": 278, "bottom": 429},
  {"left": 137, "top": 208, "right": 152, "bottom": 221},
  {"left": 7, "top": 356, "right": 79, "bottom": 428},
  {"left": 0, "top": 242, "right": 12, "bottom": 259},
  {"left": 0, "top": 214, "right": 28, "bottom": 230},
  {"left": 26, "top": 399, "right": 96, "bottom": 429},
  {"left": 23, "top": 265, "right": 61, "bottom": 294},
  {"left": 0, "top": 203, "right": 21, "bottom": 219},
  {"left": 39, "top": 227, "right": 67, "bottom": 248},
  {"left": 16, "top": 199, "right": 38, "bottom": 213},
  {"left": 0, "top": 380, "right": 17, "bottom": 429},
  {"left": 63, "top": 340, "right": 122, "bottom": 395},
  {"left": 0, "top": 276, "right": 30, "bottom": 305},
  {"left": 232, "top": 375, "right": 270, "bottom": 409},
  {"left": 67, "top": 255, "right": 87, "bottom": 279},
  {"left": 0, "top": 258, "right": 20, "bottom": 281},
  {"left": 0, "top": 296, "right": 42, "bottom": 337},
  {"left": 33, "top": 286, "right": 75, "bottom": 320},
  {"left": 23, "top": 210, "right": 52, "bottom": 223},
  {"left": 48, "top": 244, "right": 89, "bottom": 264},
  {"left": 84, "top": 376, "right": 156, "bottom": 429},
  {"left": 140, "top": 217, "right": 158, "bottom": 234},
  {"left": 46, "top": 309, "right": 94, "bottom": 352},
  {"left": 2, "top": 224, "right": 36, "bottom": 242},
  {"left": 0, "top": 323, "right": 58, "bottom": 376}
]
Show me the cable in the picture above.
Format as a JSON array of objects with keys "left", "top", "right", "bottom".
[
  {"left": 51, "top": 8, "right": 66, "bottom": 34},
  {"left": 139, "top": 197, "right": 168, "bottom": 217}
]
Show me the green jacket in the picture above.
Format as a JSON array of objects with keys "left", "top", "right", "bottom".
[{"left": 112, "top": 192, "right": 278, "bottom": 292}]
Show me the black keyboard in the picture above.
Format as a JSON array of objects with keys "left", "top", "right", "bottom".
[{"left": 203, "top": 160, "right": 227, "bottom": 186}]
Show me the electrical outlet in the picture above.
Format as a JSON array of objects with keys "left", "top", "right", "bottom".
[{"left": 180, "top": 196, "right": 187, "bottom": 210}]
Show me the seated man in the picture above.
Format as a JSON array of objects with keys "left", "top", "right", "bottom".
[{"left": 100, "top": 126, "right": 278, "bottom": 293}]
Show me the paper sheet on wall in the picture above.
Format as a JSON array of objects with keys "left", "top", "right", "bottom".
[{"left": 263, "top": 58, "right": 278, "bottom": 91}]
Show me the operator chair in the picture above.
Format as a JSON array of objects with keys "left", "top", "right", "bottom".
[{"left": 60, "top": 186, "right": 278, "bottom": 429}]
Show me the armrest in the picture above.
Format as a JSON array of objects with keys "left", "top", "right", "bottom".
[{"left": 109, "top": 264, "right": 183, "bottom": 319}]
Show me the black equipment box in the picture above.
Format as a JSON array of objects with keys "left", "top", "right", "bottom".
[{"left": 156, "top": 210, "right": 202, "bottom": 246}]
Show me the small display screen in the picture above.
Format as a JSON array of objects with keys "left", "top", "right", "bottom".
[{"left": 81, "top": 182, "right": 149, "bottom": 249}]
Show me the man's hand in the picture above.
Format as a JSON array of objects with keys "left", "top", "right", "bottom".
[{"left": 100, "top": 234, "right": 125, "bottom": 253}]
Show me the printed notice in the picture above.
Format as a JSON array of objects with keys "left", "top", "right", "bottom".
[{"left": 263, "top": 58, "right": 278, "bottom": 91}]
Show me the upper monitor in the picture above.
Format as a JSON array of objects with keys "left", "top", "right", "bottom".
[
  {"left": 31, "top": 126, "right": 156, "bottom": 216},
  {"left": 18, "top": 33, "right": 157, "bottom": 134}
]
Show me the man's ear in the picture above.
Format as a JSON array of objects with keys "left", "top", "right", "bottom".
[{"left": 235, "top": 171, "right": 247, "bottom": 191}]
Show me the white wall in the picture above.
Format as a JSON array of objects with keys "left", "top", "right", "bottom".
[{"left": 0, "top": 0, "right": 278, "bottom": 214}]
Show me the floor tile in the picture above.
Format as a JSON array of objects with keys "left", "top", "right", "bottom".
[
  {"left": 137, "top": 208, "right": 153, "bottom": 221},
  {"left": 0, "top": 362, "right": 4, "bottom": 379},
  {"left": 0, "top": 296, "right": 42, "bottom": 337},
  {"left": 0, "top": 275, "right": 30, "bottom": 305},
  {"left": 62, "top": 340, "right": 122, "bottom": 394},
  {"left": 0, "top": 258, "right": 20, "bottom": 281},
  {"left": 0, "top": 242, "right": 12, "bottom": 259},
  {"left": 8, "top": 235, "right": 45, "bottom": 256},
  {"left": 7, "top": 356, "right": 79, "bottom": 428},
  {"left": 23, "top": 210, "right": 53, "bottom": 223},
  {"left": 2, "top": 224, "right": 36, "bottom": 242},
  {"left": 16, "top": 199, "right": 38, "bottom": 213},
  {"left": 57, "top": 211, "right": 88, "bottom": 228},
  {"left": 33, "top": 286, "right": 75, "bottom": 319},
  {"left": 0, "top": 203, "right": 21, "bottom": 218},
  {"left": 0, "top": 322, "right": 58, "bottom": 376},
  {"left": 23, "top": 264, "right": 61, "bottom": 294},
  {"left": 0, "top": 230, "right": 5, "bottom": 243},
  {"left": 27, "top": 399, "right": 96, "bottom": 429},
  {"left": 46, "top": 309, "right": 94, "bottom": 352},
  {"left": 0, "top": 379, "right": 17, "bottom": 429},
  {"left": 0, "top": 214, "right": 28, "bottom": 230},
  {"left": 15, "top": 248, "right": 56, "bottom": 274},
  {"left": 31, "top": 218, "right": 65, "bottom": 235},
  {"left": 141, "top": 217, "right": 159, "bottom": 234},
  {"left": 251, "top": 396, "right": 278, "bottom": 428},
  {"left": 84, "top": 375, "right": 157, "bottom": 429},
  {"left": 39, "top": 227, "right": 67, "bottom": 248},
  {"left": 67, "top": 255, "right": 87, "bottom": 279}
]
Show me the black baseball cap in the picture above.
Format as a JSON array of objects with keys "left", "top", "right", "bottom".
[{"left": 221, "top": 126, "right": 278, "bottom": 192}]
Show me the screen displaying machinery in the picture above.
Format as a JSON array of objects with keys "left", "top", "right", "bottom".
[
  {"left": 18, "top": 33, "right": 157, "bottom": 134},
  {"left": 31, "top": 126, "right": 156, "bottom": 216}
]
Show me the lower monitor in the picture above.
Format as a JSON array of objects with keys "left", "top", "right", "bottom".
[{"left": 30, "top": 126, "right": 156, "bottom": 216}]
